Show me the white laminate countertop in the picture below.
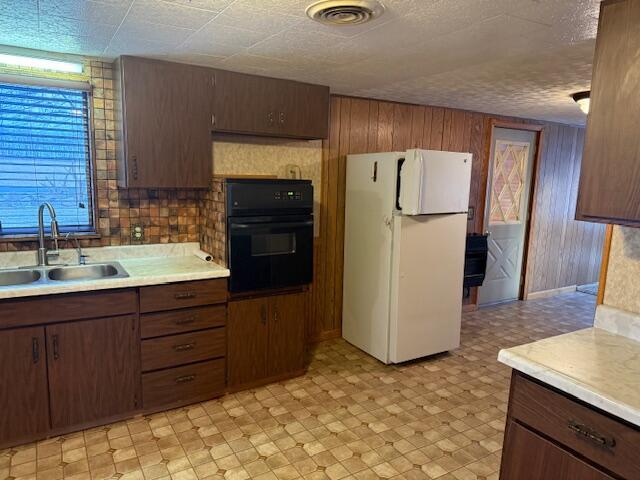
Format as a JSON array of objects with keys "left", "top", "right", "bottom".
[
  {"left": 498, "top": 320, "right": 640, "bottom": 428},
  {"left": 0, "top": 243, "right": 229, "bottom": 300}
]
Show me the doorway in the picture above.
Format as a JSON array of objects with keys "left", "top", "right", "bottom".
[{"left": 479, "top": 127, "right": 538, "bottom": 306}]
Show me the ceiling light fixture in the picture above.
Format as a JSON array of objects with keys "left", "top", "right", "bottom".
[
  {"left": 572, "top": 91, "right": 590, "bottom": 114},
  {"left": 0, "top": 53, "right": 83, "bottom": 74},
  {"left": 306, "top": 0, "right": 385, "bottom": 26}
]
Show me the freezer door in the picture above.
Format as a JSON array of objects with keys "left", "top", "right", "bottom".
[
  {"left": 388, "top": 213, "right": 467, "bottom": 363},
  {"left": 399, "top": 149, "right": 472, "bottom": 215},
  {"left": 342, "top": 152, "right": 400, "bottom": 364}
]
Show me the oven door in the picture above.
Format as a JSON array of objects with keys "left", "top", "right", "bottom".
[{"left": 228, "top": 215, "right": 313, "bottom": 293}]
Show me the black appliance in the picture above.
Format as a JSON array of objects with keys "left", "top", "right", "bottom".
[
  {"left": 226, "top": 179, "right": 314, "bottom": 293},
  {"left": 463, "top": 233, "right": 489, "bottom": 297}
]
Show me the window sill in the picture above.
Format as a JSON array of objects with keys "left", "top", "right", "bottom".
[{"left": 0, "top": 233, "right": 101, "bottom": 243}]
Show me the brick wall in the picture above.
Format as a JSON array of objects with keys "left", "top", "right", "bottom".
[{"left": 0, "top": 57, "right": 201, "bottom": 252}]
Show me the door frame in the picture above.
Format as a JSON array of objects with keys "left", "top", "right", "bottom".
[{"left": 479, "top": 120, "right": 545, "bottom": 303}]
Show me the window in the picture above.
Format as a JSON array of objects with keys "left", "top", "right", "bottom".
[{"left": 0, "top": 80, "right": 94, "bottom": 236}]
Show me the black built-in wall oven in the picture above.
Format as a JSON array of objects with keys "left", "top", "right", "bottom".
[{"left": 226, "top": 179, "right": 314, "bottom": 293}]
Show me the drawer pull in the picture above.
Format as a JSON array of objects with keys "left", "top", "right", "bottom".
[
  {"left": 175, "top": 316, "right": 196, "bottom": 325},
  {"left": 175, "top": 374, "right": 195, "bottom": 384},
  {"left": 568, "top": 420, "right": 616, "bottom": 449},
  {"left": 173, "top": 342, "right": 196, "bottom": 352},
  {"left": 175, "top": 292, "right": 197, "bottom": 300}
]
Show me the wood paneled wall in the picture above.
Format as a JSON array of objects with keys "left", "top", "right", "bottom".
[
  {"left": 309, "top": 95, "right": 604, "bottom": 341},
  {"left": 525, "top": 124, "right": 606, "bottom": 294}
]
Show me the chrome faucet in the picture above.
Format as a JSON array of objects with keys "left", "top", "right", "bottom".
[
  {"left": 37, "top": 203, "right": 60, "bottom": 266},
  {"left": 65, "top": 232, "right": 89, "bottom": 265}
]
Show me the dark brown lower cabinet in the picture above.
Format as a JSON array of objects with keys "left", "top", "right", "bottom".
[
  {"left": 501, "top": 421, "right": 614, "bottom": 480},
  {"left": 501, "top": 372, "right": 640, "bottom": 480},
  {"left": 227, "top": 297, "right": 269, "bottom": 387},
  {"left": 268, "top": 293, "right": 306, "bottom": 378},
  {"left": 0, "top": 327, "right": 50, "bottom": 446},
  {"left": 228, "top": 291, "right": 306, "bottom": 389},
  {"left": 47, "top": 315, "right": 139, "bottom": 429}
]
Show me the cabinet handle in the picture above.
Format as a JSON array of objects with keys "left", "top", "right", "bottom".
[
  {"left": 175, "top": 374, "right": 195, "bottom": 384},
  {"left": 174, "top": 291, "right": 196, "bottom": 300},
  {"left": 567, "top": 420, "right": 616, "bottom": 449},
  {"left": 131, "top": 155, "right": 138, "bottom": 181},
  {"left": 268, "top": 112, "right": 275, "bottom": 125},
  {"left": 175, "top": 316, "right": 197, "bottom": 325},
  {"left": 274, "top": 307, "right": 279, "bottom": 322},
  {"left": 32, "top": 337, "right": 40, "bottom": 364},
  {"left": 261, "top": 305, "right": 267, "bottom": 325},
  {"left": 211, "top": 114, "right": 216, "bottom": 126},
  {"left": 52, "top": 334, "right": 60, "bottom": 360},
  {"left": 173, "top": 342, "right": 196, "bottom": 352},
  {"left": 279, "top": 112, "right": 285, "bottom": 125}
]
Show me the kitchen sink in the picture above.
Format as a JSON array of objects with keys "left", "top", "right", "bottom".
[
  {"left": 0, "top": 261, "right": 129, "bottom": 288},
  {"left": 0, "top": 269, "right": 42, "bottom": 287},
  {"left": 47, "top": 263, "right": 129, "bottom": 282}
]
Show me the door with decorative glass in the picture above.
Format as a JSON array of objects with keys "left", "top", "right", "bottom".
[{"left": 479, "top": 128, "right": 536, "bottom": 305}]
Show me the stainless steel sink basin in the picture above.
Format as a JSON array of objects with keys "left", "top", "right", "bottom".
[
  {"left": 47, "top": 263, "right": 128, "bottom": 282},
  {"left": 0, "top": 269, "right": 42, "bottom": 286}
]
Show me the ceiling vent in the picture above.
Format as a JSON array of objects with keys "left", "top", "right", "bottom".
[{"left": 306, "top": 0, "right": 385, "bottom": 26}]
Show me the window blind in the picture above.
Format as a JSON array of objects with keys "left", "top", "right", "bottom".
[{"left": 0, "top": 81, "right": 94, "bottom": 235}]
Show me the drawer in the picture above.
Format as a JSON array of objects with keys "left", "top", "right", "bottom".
[
  {"left": 509, "top": 372, "right": 640, "bottom": 480},
  {"left": 0, "top": 289, "right": 137, "bottom": 329},
  {"left": 142, "top": 359, "right": 225, "bottom": 411},
  {"left": 141, "top": 328, "right": 225, "bottom": 372},
  {"left": 141, "top": 305, "right": 226, "bottom": 339},
  {"left": 139, "top": 279, "right": 227, "bottom": 313}
]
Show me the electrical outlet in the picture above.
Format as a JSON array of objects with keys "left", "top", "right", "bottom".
[{"left": 131, "top": 225, "right": 145, "bottom": 242}]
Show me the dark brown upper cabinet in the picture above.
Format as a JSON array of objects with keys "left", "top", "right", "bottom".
[
  {"left": 211, "top": 69, "right": 330, "bottom": 139},
  {"left": 576, "top": 0, "right": 640, "bottom": 225},
  {"left": 115, "top": 56, "right": 213, "bottom": 188}
]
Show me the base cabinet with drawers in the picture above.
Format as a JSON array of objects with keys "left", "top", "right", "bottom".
[
  {"left": 227, "top": 291, "right": 306, "bottom": 390},
  {"left": 500, "top": 372, "right": 640, "bottom": 480},
  {"left": 139, "top": 279, "right": 228, "bottom": 413},
  {"left": 0, "top": 278, "right": 313, "bottom": 449}
]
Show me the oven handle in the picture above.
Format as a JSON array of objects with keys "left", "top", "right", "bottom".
[{"left": 230, "top": 220, "right": 313, "bottom": 230}]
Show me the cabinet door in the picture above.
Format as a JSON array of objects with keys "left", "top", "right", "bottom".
[
  {"left": 212, "top": 69, "right": 277, "bottom": 136},
  {"left": 267, "top": 293, "right": 306, "bottom": 378},
  {"left": 0, "top": 327, "right": 50, "bottom": 447},
  {"left": 277, "top": 81, "right": 329, "bottom": 139},
  {"left": 576, "top": 0, "right": 640, "bottom": 224},
  {"left": 212, "top": 69, "right": 329, "bottom": 139},
  {"left": 119, "top": 56, "right": 212, "bottom": 188},
  {"left": 47, "top": 315, "right": 139, "bottom": 429},
  {"left": 227, "top": 298, "right": 269, "bottom": 388},
  {"left": 500, "top": 420, "right": 614, "bottom": 480}
]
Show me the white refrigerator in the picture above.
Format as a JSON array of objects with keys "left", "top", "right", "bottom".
[{"left": 342, "top": 149, "right": 472, "bottom": 364}]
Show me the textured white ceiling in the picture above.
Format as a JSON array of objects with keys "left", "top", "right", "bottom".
[{"left": 0, "top": 0, "right": 600, "bottom": 125}]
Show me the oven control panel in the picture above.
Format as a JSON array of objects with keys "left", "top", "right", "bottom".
[
  {"left": 274, "top": 190, "right": 303, "bottom": 201},
  {"left": 226, "top": 179, "right": 313, "bottom": 216}
]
